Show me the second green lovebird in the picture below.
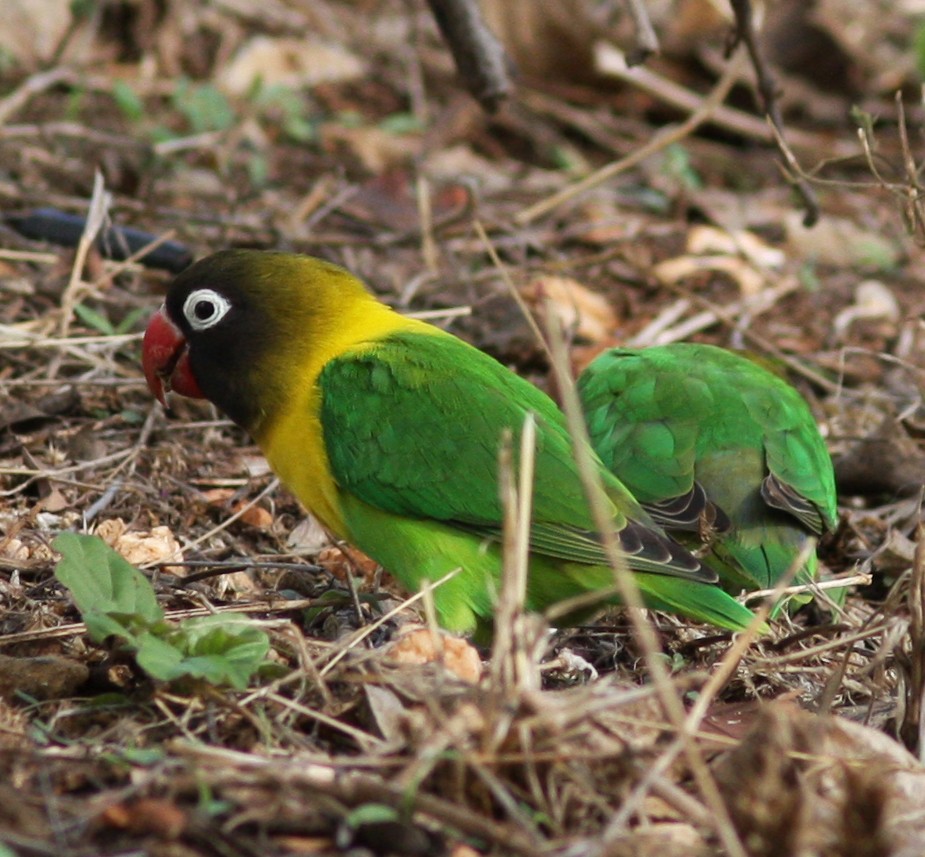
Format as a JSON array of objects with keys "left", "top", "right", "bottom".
[
  {"left": 578, "top": 344, "right": 838, "bottom": 597},
  {"left": 142, "top": 250, "right": 758, "bottom": 637}
]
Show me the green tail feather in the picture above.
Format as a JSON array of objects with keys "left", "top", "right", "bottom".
[{"left": 634, "top": 573, "right": 761, "bottom": 632}]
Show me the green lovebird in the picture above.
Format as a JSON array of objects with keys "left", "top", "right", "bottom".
[
  {"left": 142, "top": 250, "right": 757, "bottom": 636},
  {"left": 577, "top": 344, "right": 838, "bottom": 597}
]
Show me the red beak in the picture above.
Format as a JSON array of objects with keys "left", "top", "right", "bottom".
[{"left": 142, "top": 307, "right": 205, "bottom": 406}]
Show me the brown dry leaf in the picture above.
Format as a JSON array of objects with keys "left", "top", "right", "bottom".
[
  {"left": 832, "top": 279, "right": 901, "bottom": 339},
  {"left": 652, "top": 225, "right": 786, "bottom": 296},
  {"left": 449, "top": 845, "right": 482, "bottom": 857},
  {"left": 482, "top": 0, "right": 608, "bottom": 83},
  {"left": 287, "top": 515, "right": 331, "bottom": 553},
  {"left": 605, "top": 823, "right": 710, "bottom": 857},
  {"left": 98, "top": 798, "right": 187, "bottom": 839},
  {"left": 715, "top": 701, "right": 925, "bottom": 857},
  {"left": 201, "top": 488, "right": 274, "bottom": 531},
  {"left": 785, "top": 211, "right": 900, "bottom": 269},
  {"left": 316, "top": 544, "right": 380, "bottom": 584},
  {"left": 218, "top": 36, "right": 365, "bottom": 95},
  {"left": 0, "top": 0, "right": 72, "bottom": 64},
  {"left": 385, "top": 628, "right": 482, "bottom": 684},
  {"left": 39, "top": 487, "right": 69, "bottom": 513},
  {"left": 652, "top": 254, "right": 766, "bottom": 296},
  {"left": 275, "top": 835, "right": 334, "bottom": 853},
  {"left": 526, "top": 275, "right": 618, "bottom": 343},
  {"left": 572, "top": 196, "right": 647, "bottom": 245},
  {"left": 232, "top": 503, "right": 274, "bottom": 531},
  {"left": 320, "top": 124, "right": 421, "bottom": 175},
  {"left": 424, "top": 144, "right": 513, "bottom": 193},
  {"left": 686, "top": 224, "right": 786, "bottom": 269},
  {"left": 95, "top": 518, "right": 183, "bottom": 571}
]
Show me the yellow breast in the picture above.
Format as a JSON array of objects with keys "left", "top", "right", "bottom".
[{"left": 257, "top": 298, "right": 429, "bottom": 538}]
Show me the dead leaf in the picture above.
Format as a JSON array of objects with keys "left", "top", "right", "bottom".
[
  {"left": 832, "top": 279, "right": 900, "bottom": 339},
  {"left": 652, "top": 254, "right": 766, "bottom": 295},
  {"left": 95, "top": 518, "right": 183, "bottom": 571},
  {"left": 0, "top": 0, "right": 72, "bottom": 64},
  {"left": 785, "top": 211, "right": 900, "bottom": 270},
  {"left": 572, "top": 196, "right": 646, "bottom": 245},
  {"left": 715, "top": 701, "right": 925, "bottom": 857},
  {"left": 526, "top": 275, "right": 618, "bottom": 343},
  {"left": 201, "top": 488, "right": 274, "bottom": 531},
  {"left": 98, "top": 798, "right": 187, "bottom": 839},
  {"left": 687, "top": 224, "right": 786, "bottom": 269},
  {"left": 287, "top": 515, "right": 331, "bottom": 553},
  {"left": 320, "top": 124, "right": 421, "bottom": 175},
  {"left": 604, "top": 823, "right": 710, "bottom": 857},
  {"left": 219, "top": 35, "right": 365, "bottom": 95},
  {"left": 386, "top": 628, "right": 482, "bottom": 684}
]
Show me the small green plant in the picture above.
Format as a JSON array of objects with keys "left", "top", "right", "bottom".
[
  {"left": 74, "top": 303, "right": 148, "bottom": 336},
  {"left": 378, "top": 112, "right": 424, "bottom": 135},
  {"left": 914, "top": 22, "right": 925, "bottom": 81},
  {"left": 662, "top": 143, "right": 703, "bottom": 191},
  {"left": 112, "top": 80, "right": 145, "bottom": 124},
  {"left": 252, "top": 83, "right": 317, "bottom": 143},
  {"left": 172, "top": 79, "right": 236, "bottom": 134},
  {"left": 53, "top": 533, "right": 278, "bottom": 689}
]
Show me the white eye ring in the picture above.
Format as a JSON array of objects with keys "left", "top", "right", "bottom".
[{"left": 182, "top": 288, "right": 232, "bottom": 331}]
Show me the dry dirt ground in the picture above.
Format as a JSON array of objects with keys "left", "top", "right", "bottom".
[{"left": 3, "top": 2, "right": 925, "bottom": 855}]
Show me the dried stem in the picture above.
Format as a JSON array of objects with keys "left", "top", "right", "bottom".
[
  {"left": 729, "top": 0, "right": 820, "bottom": 226},
  {"left": 426, "top": 0, "right": 511, "bottom": 112}
]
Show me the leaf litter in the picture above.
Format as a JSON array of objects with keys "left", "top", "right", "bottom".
[{"left": 1, "top": 1, "right": 925, "bottom": 855}]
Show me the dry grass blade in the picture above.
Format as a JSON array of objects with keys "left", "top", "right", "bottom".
[
  {"left": 899, "top": 523, "right": 925, "bottom": 757},
  {"left": 489, "top": 414, "right": 544, "bottom": 697}
]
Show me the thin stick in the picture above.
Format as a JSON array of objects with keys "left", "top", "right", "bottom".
[
  {"left": 0, "top": 67, "right": 75, "bottom": 126},
  {"left": 623, "top": 0, "right": 659, "bottom": 65},
  {"left": 515, "top": 46, "right": 747, "bottom": 224},
  {"left": 426, "top": 0, "right": 511, "bottom": 112},
  {"left": 729, "top": 0, "right": 819, "bottom": 225}
]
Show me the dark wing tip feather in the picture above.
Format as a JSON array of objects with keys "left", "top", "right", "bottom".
[
  {"left": 619, "top": 521, "right": 719, "bottom": 585},
  {"left": 761, "top": 473, "right": 829, "bottom": 535},
  {"left": 644, "top": 481, "right": 732, "bottom": 534}
]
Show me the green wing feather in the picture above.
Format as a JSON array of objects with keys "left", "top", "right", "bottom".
[
  {"left": 319, "top": 331, "right": 755, "bottom": 633},
  {"left": 578, "top": 343, "right": 837, "bottom": 593}
]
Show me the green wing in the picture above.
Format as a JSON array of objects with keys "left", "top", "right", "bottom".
[
  {"left": 578, "top": 346, "right": 733, "bottom": 534},
  {"left": 578, "top": 344, "right": 838, "bottom": 590},
  {"left": 319, "top": 330, "right": 713, "bottom": 582}
]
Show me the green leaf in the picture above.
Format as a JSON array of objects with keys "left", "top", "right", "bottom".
[
  {"left": 53, "top": 534, "right": 277, "bottom": 690},
  {"left": 914, "top": 22, "right": 925, "bottom": 80},
  {"left": 114, "top": 306, "right": 151, "bottom": 335},
  {"left": 74, "top": 303, "right": 115, "bottom": 335},
  {"left": 378, "top": 112, "right": 424, "bottom": 135},
  {"left": 112, "top": 80, "right": 145, "bottom": 123},
  {"left": 346, "top": 803, "right": 401, "bottom": 828},
  {"left": 174, "top": 614, "right": 274, "bottom": 689},
  {"left": 53, "top": 533, "right": 164, "bottom": 638},
  {"left": 101, "top": 746, "right": 166, "bottom": 767},
  {"left": 662, "top": 143, "right": 703, "bottom": 191},
  {"left": 82, "top": 610, "right": 138, "bottom": 644},
  {"left": 136, "top": 615, "right": 274, "bottom": 689},
  {"left": 134, "top": 632, "right": 188, "bottom": 682},
  {"left": 172, "top": 80, "right": 236, "bottom": 133}
]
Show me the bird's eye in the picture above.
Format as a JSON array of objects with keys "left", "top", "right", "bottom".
[{"left": 182, "top": 289, "right": 231, "bottom": 331}]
